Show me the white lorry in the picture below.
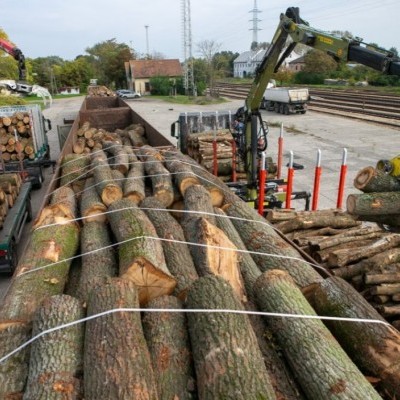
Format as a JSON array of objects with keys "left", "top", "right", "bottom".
[{"left": 261, "top": 87, "right": 310, "bottom": 115}]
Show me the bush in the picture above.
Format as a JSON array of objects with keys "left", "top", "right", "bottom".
[
  {"left": 0, "top": 95, "right": 26, "bottom": 106},
  {"left": 294, "top": 71, "right": 325, "bottom": 85},
  {"left": 149, "top": 76, "right": 173, "bottom": 96}
]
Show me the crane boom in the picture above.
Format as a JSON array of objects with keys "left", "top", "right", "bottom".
[{"left": 0, "top": 38, "right": 27, "bottom": 81}]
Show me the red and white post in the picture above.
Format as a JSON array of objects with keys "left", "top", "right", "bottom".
[
  {"left": 277, "top": 123, "right": 284, "bottom": 179},
  {"left": 312, "top": 149, "right": 322, "bottom": 211},
  {"left": 285, "top": 151, "right": 294, "bottom": 209},
  {"left": 336, "top": 148, "right": 348, "bottom": 209},
  {"left": 258, "top": 152, "right": 267, "bottom": 216}
]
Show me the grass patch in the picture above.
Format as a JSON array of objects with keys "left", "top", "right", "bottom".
[
  {"left": 0, "top": 95, "right": 27, "bottom": 107},
  {"left": 149, "top": 95, "right": 229, "bottom": 105}
]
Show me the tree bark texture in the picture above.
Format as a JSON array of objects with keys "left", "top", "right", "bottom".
[
  {"left": 60, "top": 154, "right": 90, "bottom": 188},
  {"left": 92, "top": 157, "right": 123, "bottom": 207},
  {"left": 186, "top": 275, "right": 276, "bottom": 400},
  {"left": 223, "top": 200, "right": 323, "bottom": 288},
  {"left": 142, "top": 296, "right": 196, "bottom": 400},
  {"left": 214, "top": 207, "right": 261, "bottom": 301},
  {"left": 23, "top": 295, "right": 84, "bottom": 400},
  {"left": 311, "top": 276, "right": 400, "bottom": 398},
  {"left": 49, "top": 186, "right": 77, "bottom": 221},
  {"left": 347, "top": 192, "right": 400, "bottom": 216},
  {"left": 108, "top": 198, "right": 176, "bottom": 305},
  {"left": 254, "top": 270, "right": 382, "bottom": 400},
  {"left": 141, "top": 196, "right": 198, "bottom": 300},
  {"left": 103, "top": 142, "right": 129, "bottom": 175},
  {"left": 79, "top": 177, "right": 107, "bottom": 223},
  {"left": 84, "top": 278, "right": 158, "bottom": 400},
  {"left": 0, "top": 222, "right": 80, "bottom": 321},
  {"left": 0, "top": 321, "right": 31, "bottom": 398},
  {"left": 164, "top": 158, "right": 200, "bottom": 195},
  {"left": 354, "top": 166, "right": 400, "bottom": 193},
  {"left": 76, "top": 221, "right": 117, "bottom": 303},
  {"left": 123, "top": 156, "right": 145, "bottom": 204},
  {"left": 137, "top": 146, "right": 174, "bottom": 207}
]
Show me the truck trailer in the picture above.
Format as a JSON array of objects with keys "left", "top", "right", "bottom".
[{"left": 261, "top": 87, "right": 310, "bottom": 114}]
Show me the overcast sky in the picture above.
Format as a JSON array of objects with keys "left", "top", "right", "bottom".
[{"left": 2, "top": 0, "right": 399, "bottom": 61}]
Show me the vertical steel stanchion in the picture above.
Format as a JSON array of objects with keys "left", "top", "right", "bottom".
[
  {"left": 277, "top": 123, "right": 284, "bottom": 179},
  {"left": 312, "top": 149, "right": 322, "bottom": 211},
  {"left": 285, "top": 151, "right": 294, "bottom": 209},
  {"left": 258, "top": 152, "right": 267, "bottom": 216},
  {"left": 213, "top": 111, "right": 219, "bottom": 176},
  {"left": 337, "top": 148, "right": 348, "bottom": 209}
]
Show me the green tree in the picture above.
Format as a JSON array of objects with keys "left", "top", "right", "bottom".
[
  {"left": 57, "top": 56, "right": 95, "bottom": 92},
  {"left": 213, "top": 51, "right": 239, "bottom": 78},
  {"left": 197, "top": 40, "right": 221, "bottom": 92},
  {"left": 85, "top": 39, "right": 133, "bottom": 89},
  {"left": 30, "top": 56, "right": 65, "bottom": 87}
]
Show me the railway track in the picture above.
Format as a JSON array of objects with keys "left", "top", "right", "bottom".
[{"left": 214, "top": 82, "right": 400, "bottom": 128}]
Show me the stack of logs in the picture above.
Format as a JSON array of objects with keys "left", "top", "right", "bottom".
[
  {"left": 267, "top": 208, "right": 400, "bottom": 326},
  {"left": 0, "top": 173, "right": 22, "bottom": 228},
  {"left": 1, "top": 123, "right": 400, "bottom": 399},
  {"left": 87, "top": 85, "right": 117, "bottom": 97},
  {"left": 347, "top": 165, "right": 400, "bottom": 229},
  {"left": 0, "top": 111, "right": 35, "bottom": 161}
]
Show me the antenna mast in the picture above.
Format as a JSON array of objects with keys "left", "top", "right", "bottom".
[{"left": 182, "top": 0, "right": 196, "bottom": 96}]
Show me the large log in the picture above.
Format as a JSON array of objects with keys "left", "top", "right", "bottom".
[
  {"left": 84, "top": 278, "right": 158, "bottom": 400},
  {"left": 60, "top": 154, "right": 90, "bottom": 187},
  {"left": 123, "top": 153, "right": 145, "bottom": 204},
  {"left": 164, "top": 158, "right": 200, "bottom": 195},
  {"left": 223, "top": 199, "right": 323, "bottom": 288},
  {"left": 141, "top": 196, "right": 198, "bottom": 300},
  {"left": 311, "top": 276, "right": 400, "bottom": 398},
  {"left": 138, "top": 145, "right": 174, "bottom": 207},
  {"left": 214, "top": 207, "right": 261, "bottom": 301},
  {"left": 354, "top": 166, "right": 400, "bottom": 193},
  {"left": 23, "top": 295, "right": 84, "bottom": 400},
  {"left": 186, "top": 275, "right": 276, "bottom": 400},
  {"left": 347, "top": 192, "right": 400, "bottom": 216},
  {"left": 142, "top": 296, "right": 196, "bottom": 400},
  {"left": 79, "top": 177, "right": 107, "bottom": 223},
  {"left": 0, "top": 222, "right": 80, "bottom": 321},
  {"left": 76, "top": 221, "right": 117, "bottom": 303},
  {"left": 0, "top": 321, "right": 31, "bottom": 398},
  {"left": 108, "top": 198, "right": 176, "bottom": 305},
  {"left": 254, "top": 270, "right": 382, "bottom": 399},
  {"left": 103, "top": 142, "right": 129, "bottom": 175}
]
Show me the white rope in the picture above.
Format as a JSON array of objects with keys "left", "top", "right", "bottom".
[{"left": 0, "top": 307, "right": 392, "bottom": 365}]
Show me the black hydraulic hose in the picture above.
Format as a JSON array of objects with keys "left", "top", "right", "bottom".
[{"left": 348, "top": 45, "right": 400, "bottom": 75}]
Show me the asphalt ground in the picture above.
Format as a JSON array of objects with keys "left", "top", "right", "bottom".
[{"left": 1, "top": 95, "right": 399, "bottom": 298}]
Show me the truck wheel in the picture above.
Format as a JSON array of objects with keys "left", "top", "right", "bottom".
[
  {"left": 284, "top": 105, "right": 289, "bottom": 115},
  {"left": 32, "top": 168, "right": 44, "bottom": 190},
  {"left": 301, "top": 110, "right": 307, "bottom": 114},
  {"left": 261, "top": 98, "right": 266, "bottom": 109},
  {"left": 279, "top": 104, "right": 285, "bottom": 114},
  {"left": 274, "top": 104, "right": 280, "bottom": 113},
  {"left": 44, "top": 144, "right": 51, "bottom": 167},
  {"left": 26, "top": 198, "right": 33, "bottom": 222}
]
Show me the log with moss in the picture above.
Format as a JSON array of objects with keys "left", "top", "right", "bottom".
[
  {"left": 80, "top": 177, "right": 107, "bottom": 223},
  {"left": 76, "top": 221, "right": 117, "bottom": 303},
  {"left": 23, "top": 295, "right": 84, "bottom": 400},
  {"left": 108, "top": 198, "right": 176, "bottom": 305},
  {"left": 60, "top": 154, "right": 90, "bottom": 187},
  {"left": 354, "top": 166, "right": 400, "bottom": 193},
  {"left": 0, "top": 222, "right": 80, "bottom": 321},
  {"left": 311, "top": 276, "right": 400, "bottom": 398},
  {"left": 347, "top": 192, "right": 400, "bottom": 216},
  {"left": 141, "top": 196, "right": 198, "bottom": 300},
  {"left": 254, "top": 270, "right": 382, "bottom": 399},
  {"left": 223, "top": 199, "right": 323, "bottom": 288},
  {"left": 0, "top": 321, "right": 31, "bottom": 398},
  {"left": 103, "top": 142, "right": 129, "bottom": 175},
  {"left": 138, "top": 145, "right": 174, "bottom": 207},
  {"left": 84, "top": 278, "right": 158, "bottom": 400},
  {"left": 142, "top": 296, "right": 196, "bottom": 400},
  {"left": 186, "top": 275, "right": 277, "bottom": 400}
]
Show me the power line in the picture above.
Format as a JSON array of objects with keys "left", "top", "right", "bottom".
[{"left": 249, "top": 0, "right": 262, "bottom": 46}]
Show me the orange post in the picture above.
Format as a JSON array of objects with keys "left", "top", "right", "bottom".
[
  {"left": 336, "top": 148, "right": 348, "bottom": 209},
  {"left": 277, "top": 123, "right": 284, "bottom": 179},
  {"left": 312, "top": 149, "right": 322, "bottom": 211},
  {"left": 285, "top": 151, "right": 294, "bottom": 209}
]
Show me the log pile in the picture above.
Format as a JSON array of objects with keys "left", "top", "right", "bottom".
[
  {"left": 266, "top": 208, "right": 400, "bottom": 326},
  {"left": 347, "top": 165, "right": 400, "bottom": 229},
  {"left": 0, "top": 111, "right": 36, "bottom": 161},
  {"left": 86, "top": 85, "right": 116, "bottom": 97},
  {"left": 0, "top": 173, "right": 23, "bottom": 229},
  {"left": 1, "top": 122, "right": 400, "bottom": 398}
]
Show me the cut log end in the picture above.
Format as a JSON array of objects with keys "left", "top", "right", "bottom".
[
  {"left": 121, "top": 256, "right": 177, "bottom": 305},
  {"left": 101, "top": 186, "right": 123, "bottom": 207}
]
